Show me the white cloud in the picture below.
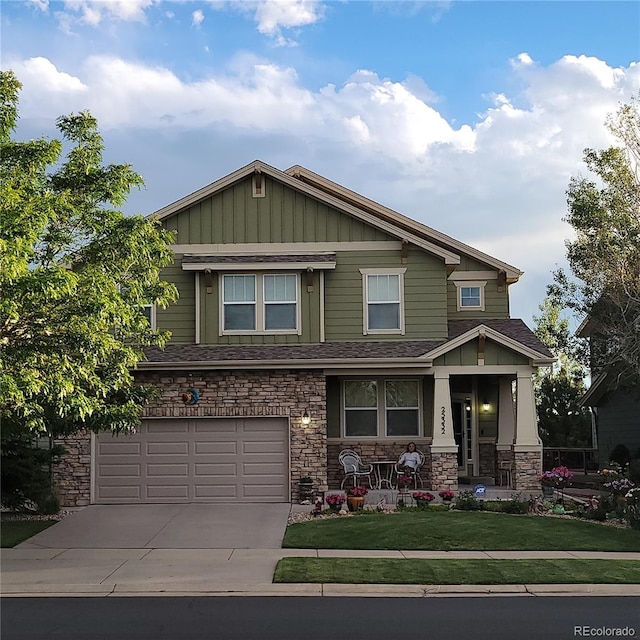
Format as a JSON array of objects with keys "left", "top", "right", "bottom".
[
  {"left": 28, "top": 0, "right": 49, "bottom": 11},
  {"left": 192, "top": 9, "right": 205, "bottom": 27},
  {"left": 56, "top": 0, "right": 153, "bottom": 28},
  {"left": 212, "top": 0, "right": 325, "bottom": 45},
  {"left": 8, "top": 52, "right": 638, "bottom": 323}
]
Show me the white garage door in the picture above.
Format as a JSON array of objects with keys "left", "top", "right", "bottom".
[{"left": 95, "top": 418, "right": 289, "bottom": 504}]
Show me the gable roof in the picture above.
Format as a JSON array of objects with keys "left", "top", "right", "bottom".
[
  {"left": 152, "top": 160, "right": 522, "bottom": 279},
  {"left": 579, "top": 372, "right": 609, "bottom": 407},
  {"left": 285, "top": 164, "right": 523, "bottom": 282}
]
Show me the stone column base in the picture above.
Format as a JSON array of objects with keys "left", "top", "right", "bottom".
[
  {"left": 430, "top": 451, "right": 458, "bottom": 491},
  {"left": 513, "top": 449, "right": 542, "bottom": 490}
]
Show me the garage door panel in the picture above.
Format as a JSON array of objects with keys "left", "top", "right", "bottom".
[
  {"left": 147, "top": 422, "right": 189, "bottom": 434},
  {"left": 147, "top": 442, "right": 189, "bottom": 455},
  {"left": 194, "top": 463, "right": 237, "bottom": 476},
  {"left": 96, "top": 418, "right": 288, "bottom": 504},
  {"left": 195, "top": 442, "right": 237, "bottom": 454},
  {"left": 147, "top": 485, "right": 189, "bottom": 499},
  {"left": 146, "top": 464, "right": 189, "bottom": 476},
  {"left": 99, "top": 464, "right": 141, "bottom": 477}
]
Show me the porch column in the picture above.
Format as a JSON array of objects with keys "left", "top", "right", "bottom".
[
  {"left": 514, "top": 370, "right": 541, "bottom": 448},
  {"left": 513, "top": 369, "right": 542, "bottom": 490},
  {"left": 430, "top": 372, "right": 458, "bottom": 491},
  {"left": 496, "top": 377, "right": 515, "bottom": 449}
]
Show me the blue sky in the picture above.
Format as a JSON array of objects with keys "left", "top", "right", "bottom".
[{"left": 3, "top": 0, "right": 639, "bottom": 326}]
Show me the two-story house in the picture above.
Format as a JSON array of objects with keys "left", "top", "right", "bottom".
[{"left": 54, "top": 160, "right": 554, "bottom": 506}]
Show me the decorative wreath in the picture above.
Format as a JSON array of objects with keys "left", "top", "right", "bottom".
[{"left": 182, "top": 387, "right": 200, "bottom": 405}]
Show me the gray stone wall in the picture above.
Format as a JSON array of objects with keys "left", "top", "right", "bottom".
[
  {"left": 430, "top": 451, "right": 458, "bottom": 491},
  {"left": 53, "top": 431, "right": 91, "bottom": 507},
  {"left": 136, "top": 369, "right": 328, "bottom": 502},
  {"left": 513, "top": 449, "right": 542, "bottom": 490}
]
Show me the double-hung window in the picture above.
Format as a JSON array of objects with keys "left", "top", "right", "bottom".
[
  {"left": 360, "top": 269, "right": 405, "bottom": 334},
  {"left": 343, "top": 379, "right": 420, "bottom": 437},
  {"left": 222, "top": 273, "right": 299, "bottom": 333}
]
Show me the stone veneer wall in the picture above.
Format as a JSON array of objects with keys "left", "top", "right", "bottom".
[
  {"left": 327, "top": 441, "right": 432, "bottom": 489},
  {"left": 53, "top": 431, "right": 92, "bottom": 507},
  {"left": 513, "top": 450, "right": 542, "bottom": 490},
  {"left": 136, "top": 369, "right": 327, "bottom": 502},
  {"left": 52, "top": 370, "right": 327, "bottom": 506},
  {"left": 430, "top": 452, "right": 458, "bottom": 491},
  {"left": 478, "top": 443, "right": 496, "bottom": 477}
]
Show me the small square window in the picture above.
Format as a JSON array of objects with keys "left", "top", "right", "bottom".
[
  {"left": 455, "top": 281, "right": 486, "bottom": 311},
  {"left": 460, "top": 287, "right": 481, "bottom": 307}
]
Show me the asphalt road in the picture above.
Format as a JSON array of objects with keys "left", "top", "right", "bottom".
[{"left": 2, "top": 596, "right": 639, "bottom": 640}]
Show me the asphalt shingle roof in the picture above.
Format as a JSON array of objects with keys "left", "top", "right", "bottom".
[
  {"left": 181, "top": 253, "right": 336, "bottom": 265},
  {"left": 140, "top": 319, "right": 552, "bottom": 367}
]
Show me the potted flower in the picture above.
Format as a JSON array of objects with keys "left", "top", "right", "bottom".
[
  {"left": 439, "top": 489, "right": 455, "bottom": 502},
  {"left": 539, "top": 466, "right": 573, "bottom": 500},
  {"left": 412, "top": 491, "right": 435, "bottom": 509},
  {"left": 325, "top": 493, "right": 346, "bottom": 512},
  {"left": 347, "top": 485, "right": 368, "bottom": 511},
  {"left": 397, "top": 474, "right": 414, "bottom": 490}
]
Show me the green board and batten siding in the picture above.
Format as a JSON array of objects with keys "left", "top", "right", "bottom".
[
  {"left": 433, "top": 340, "right": 531, "bottom": 367},
  {"left": 163, "top": 176, "right": 393, "bottom": 244}
]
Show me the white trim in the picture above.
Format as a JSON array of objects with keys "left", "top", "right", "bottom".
[
  {"left": 319, "top": 270, "right": 325, "bottom": 343},
  {"left": 448, "top": 271, "right": 498, "bottom": 281},
  {"left": 171, "top": 241, "right": 402, "bottom": 254},
  {"left": 183, "top": 261, "right": 335, "bottom": 271},
  {"left": 360, "top": 269, "right": 406, "bottom": 336},
  {"left": 153, "top": 160, "right": 461, "bottom": 265},
  {"left": 220, "top": 272, "right": 301, "bottom": 335},
  {"left": 90, "top": 432, "right": 96, "bottom": 504},
  {"left": 285, "top": 163, "right": 522, "bottom": 280},
  {"left": 453, "top": 280, "right": 486, "bottom": 312},
  {"left": 252, "top": 172, "right": 265, "bottom": 198},
  {"left": 195, "top": 272, "right": 201, "bottom": 344},
  {"left": 424, "top": 324, "right": 555, "bottom": 364}
]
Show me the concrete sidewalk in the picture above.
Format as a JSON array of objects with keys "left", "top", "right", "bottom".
[{"left": 2, "top": 548, "right": 639, "bottom": 598}]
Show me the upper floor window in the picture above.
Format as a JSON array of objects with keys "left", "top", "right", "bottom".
[
  {"left": 222, "top": 273, "right": 299, "bottom": 334},
  {"left": 142, "top": 304, "right": 156, "bottom": 329},
  {"left": 360, "top": 269, "right": 406, "bottom": 335},
  {"left": 454, "top": 281, "right": 486, "bottom": 311}
]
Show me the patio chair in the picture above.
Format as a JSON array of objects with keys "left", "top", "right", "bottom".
[
  {"left": 338, "top": 449, "right": 373, "bottom": 489},
  {"left": 498, "top": 460, "right": 513, "bottom": 487},
  {"left": 394, "top": 449, "right": 425, "bottom": 489}
]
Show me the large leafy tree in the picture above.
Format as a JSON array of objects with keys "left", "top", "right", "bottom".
[
  {"left": 533, "top": 297, "right": 592, "bottom": 448},
  {"left": 0, "top": 71, "right": 177, "bottom": 436},
  {"left": 549, "top": 95, "right": 640, "bottom": 392}
]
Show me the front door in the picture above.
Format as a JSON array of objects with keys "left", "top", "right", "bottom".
[{"left": 452, "top": 396, "right": 473, "bottom": 476}]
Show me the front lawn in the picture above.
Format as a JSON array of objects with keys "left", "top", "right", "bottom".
[
  {"left": 283, "top": 511, "right": 640, "bottom": 551},
  {"left": 274, "top": 558, "right": 640, "bottom": 584},
  {"left": 1, "top": 519, "right": 57, "bottom": 548}
]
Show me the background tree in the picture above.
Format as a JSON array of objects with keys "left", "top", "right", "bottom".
[
  {"left": 533, "top": 297, "right": 592, "bottom": 448},
  {"left": 548, "top": 94, "right": 640, "bottom": 392},
  {"left": 0, "top": 71, "right": 178, "bottom": 439}
]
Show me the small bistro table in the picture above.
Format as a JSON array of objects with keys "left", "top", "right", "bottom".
[{"left": 370, "top": 460, "right": 397, "bottom": 490}]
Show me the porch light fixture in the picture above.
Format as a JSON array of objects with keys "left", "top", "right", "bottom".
[
  {"left": 301, "top": 410, "right": 311, "bottom": 425},
  {"left": 482, "top": 399, "right": 490, "bottom": 412}
]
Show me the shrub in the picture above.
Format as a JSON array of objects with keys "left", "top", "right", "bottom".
[
  {"left": 609, "top": 444, "right": 631, "bottom": 467},
  {"left": 1, "top": 425, "right": 64, "bottom": 513},
  {"left": 454, "top": 490, "right": 483, "bottom": 511}
]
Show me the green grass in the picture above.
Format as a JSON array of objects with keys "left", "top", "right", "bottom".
[
  {"left": 1, "top": 519, "right": 57, "bottom": 548},
  {"left": 283, "top": 511, "right": 640, "bottom": 551},
  {"left": 274, "top": 558, "right": 640, "bottom": 584}
]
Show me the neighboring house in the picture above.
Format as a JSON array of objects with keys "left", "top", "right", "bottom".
[
  {"left": 54, "top": 160, "right": 554, "bottom": 506},
  {"left": 577, "top": 319, "right": 640, "bottom": 466}
]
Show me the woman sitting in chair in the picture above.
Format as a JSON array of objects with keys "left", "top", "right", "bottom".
[{"left": 398, "top": 442, "right": 421, "bottom": 473}]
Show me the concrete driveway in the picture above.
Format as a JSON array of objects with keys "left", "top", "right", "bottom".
[{"left": 18, "top": 503, "right": 291, "bottom": 549}]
